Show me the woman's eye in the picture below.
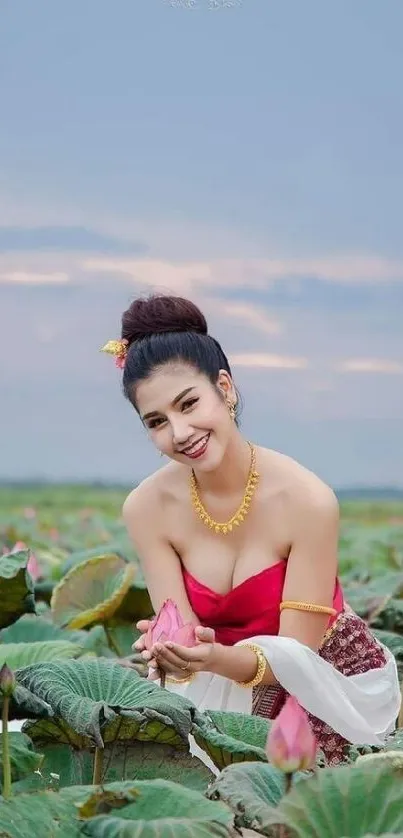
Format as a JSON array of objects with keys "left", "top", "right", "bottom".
[
  {"left": 182, "top": 398, "right": 198, "bottom": 411},
  {"left": 148, "top": 417, "right": 165, "bottom": 429}
]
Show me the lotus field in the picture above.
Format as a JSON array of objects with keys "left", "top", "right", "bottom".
[{"left": 1, "top": 484, "right": 403, "bottom": 837}]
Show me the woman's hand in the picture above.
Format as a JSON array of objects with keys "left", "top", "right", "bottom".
[
  {"left": 151, "top": 626, "right": 217, "bottom": 679},
  {"left": 133, "top": 620, "right": 217, "bottom": 681}
]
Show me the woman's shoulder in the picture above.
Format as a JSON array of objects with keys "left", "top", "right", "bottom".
[
  {"left": 122, "top": 461, "right": 186, "bottom": 522},
  {"left": 258, "top": 446, "right": 339, "bottom": 514}
]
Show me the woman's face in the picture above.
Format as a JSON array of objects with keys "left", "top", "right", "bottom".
[{"left": 135, "top": 363, "right": 236, "bottom": 471}]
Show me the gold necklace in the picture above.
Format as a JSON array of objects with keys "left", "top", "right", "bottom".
[{"left": 189, "top": 441, "right": 259, "bottom": 535}]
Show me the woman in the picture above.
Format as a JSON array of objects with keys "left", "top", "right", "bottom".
[{"left": 102, "top": 293, "right": 400, "bottom": 766}]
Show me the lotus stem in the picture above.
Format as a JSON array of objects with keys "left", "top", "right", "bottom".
[
  {"left": 284, "top": 773, "right": 293, "bottom": 793},
  {"left": 104, "top": 625, "right": 122, "bottom": 657},
  {"left": 92, "top": 747, "right": 104, "bottom": 786},
  {"left": 159, "top": 669, "right": 166, "bottom": 689},
  {"left": 278, "top": 773, "right": 293, "bottom": 837},
  {"left": 1, "top": 697, "right": 11, "bottom": 799}
]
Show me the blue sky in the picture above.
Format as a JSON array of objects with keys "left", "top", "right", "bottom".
[{"left": 1, "top": 0, "right": 402, "bottom": 487}]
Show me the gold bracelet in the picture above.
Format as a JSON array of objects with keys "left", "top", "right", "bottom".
[
  {"left": 280, "top": 600, "right": 337, "bottom": 617},
  {"left": 166, "top": 672, "right": 196, "bottom": 685},
  {"left": 236, "top": 643, "right": 266, "bottom": 689}
]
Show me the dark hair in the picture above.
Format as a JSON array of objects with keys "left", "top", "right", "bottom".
[{"left": 120, "top": 294, "right": 239, "bottom": 418}]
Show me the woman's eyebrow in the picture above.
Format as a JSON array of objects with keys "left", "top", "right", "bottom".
[{"left": 142, "top": 387, "right": 195, "bottom": 422}]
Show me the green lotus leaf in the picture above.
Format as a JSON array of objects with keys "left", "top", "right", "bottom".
[
  {"left": 0, "top": 614, "right": 107, "bottom": 659},
  {"left": 372, "top": 628, "right": 403, "bottom": 675},
  {"left": 19, "top": 658, "right": 197, "bottom": 749},
  {"left": 114, "top": 582, "right": 153, "bottom": 623},
  {"left": 206, "top": 761, "right": 297, "bottom": 835},
  {"left": 0, "top": 683, "right": 54, "bottom": 721},
  {"left": 0, "top": 779, "right": 232, "bottom": 838},
  {"left": 371, "top": 598, "right": 403, "bottom": 632},
  {"left": 192, "top": 710, "right": 268, "bottom": 770},
  {"left": 27, "top": 739, "right": 213, "bottom": 791},
  {"left": 79, "top": 779, "right": 234, "bottom": 838},
  {"left": 61, "top": 545, "right": 128, "bottom": 575},
  {"left": 0, "top": 640, "right": 83, "bottom": 669},
  {"left": 205, "top": 710, "right": 272, "bottom": 750},
  {"left": 0, "top": 549, "right": 36, "bottom": 629},
  {"left": 0, "top": 613, "right": 77, "bottom": 643},
  {"left": 277, "top": 760, "right": 403, "bottom": 837},
  {"left": 81, "top": 817, "right": 232, "bottom": 838},
  {"left": 50, "top": 554, "right": 136, "bottom": 629},
  {"left": 0, "top": 784, "right": 82, "bottom": 837},
  {"left": 0, "top": 731, "right": 43, "bottom": 784}
]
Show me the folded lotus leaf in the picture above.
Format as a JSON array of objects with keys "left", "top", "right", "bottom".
[
  {"left": 19, "top": 658, "right": 195, "bottom": 749},
  {"left": 50, "top": 554, "right": 136, "bottom": 629},
  {"left": 0, "top": 550, "right": 36, "bottom": 629}
]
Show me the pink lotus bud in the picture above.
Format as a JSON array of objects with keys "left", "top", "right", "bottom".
[
  {"left": 266, "top": 695, "right": 317, "bottom": 774},
  {"left": 27, "top": 551, "right": 42, "bottom": 581},
  {"left": 145, "top": 599, "right": 197, "bottom": 650},
  {"left": 0, "top": 663, "right": 16, "bottom": 697}
]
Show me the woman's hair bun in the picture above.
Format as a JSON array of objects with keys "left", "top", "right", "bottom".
[{"left": 121, "top": 294, "right": 208, "bottom": 346}]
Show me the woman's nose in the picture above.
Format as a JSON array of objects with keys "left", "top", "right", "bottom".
[{"left": 171, "top": 417, "right": 193, "bottom": 446}]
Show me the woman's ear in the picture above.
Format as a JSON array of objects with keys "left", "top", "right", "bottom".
[{"left": 217, "top": 370, "right": 236, "bottom": 402}]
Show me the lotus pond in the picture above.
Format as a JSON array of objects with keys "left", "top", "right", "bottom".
[{"left": 1, "top": 484, "right": 403, "bottom": 837}]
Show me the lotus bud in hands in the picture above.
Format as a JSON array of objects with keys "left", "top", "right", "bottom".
[
  {"left": 145, "top": 599, "right": 197, "bottom": 649},
  {"left": 144, "top": 599, "right": 197, "bottom": 687},
  {"left": 266, "top": 695, "right": 317, "bottom": 776}
]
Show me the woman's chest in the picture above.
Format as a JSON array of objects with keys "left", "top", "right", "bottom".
[{"left": 167, "top": 492, "right": 290, "bottom": 596}]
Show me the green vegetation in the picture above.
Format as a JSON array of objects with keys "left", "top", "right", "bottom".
[{"left": 0, "top": 484, "right": 402, "bottom": 836}]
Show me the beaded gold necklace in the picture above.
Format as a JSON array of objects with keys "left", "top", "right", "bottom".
[{"left": 189, "top": 441, "right": 259, "bottom": 535}]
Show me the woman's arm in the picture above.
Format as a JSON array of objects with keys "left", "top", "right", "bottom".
[{"left": 122, "top": 481, "right": 198, "bottom": 625}]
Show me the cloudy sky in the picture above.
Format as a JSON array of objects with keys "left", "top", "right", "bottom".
[{"left": 1, "top": 0, "right": 402, "bottom": 488}]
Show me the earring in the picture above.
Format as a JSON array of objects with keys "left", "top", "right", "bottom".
[
  {"left": 228, "top": 402, "right": 236, "bottom": 421},
  {"left": 159, "top": 450, "right": 164, "bottom": 458}
]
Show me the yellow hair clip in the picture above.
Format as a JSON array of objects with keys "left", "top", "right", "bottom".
[{"left": 100, "top": 338, "right": 128, "bottom": 369}]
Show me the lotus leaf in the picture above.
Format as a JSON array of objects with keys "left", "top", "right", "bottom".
[
  {"left": 206, "top": 762, "right": 296, "bottom": 835},
  {"left": 0, "top": 779, "right": 233, "bottom": 838},
  {"left": 0, "top": 613, "right": 77, "bottom": 644},
  {"left": 277, "top": 760, "right": 403, "bottom": 837},
  {"left": 0, "top": 731, "right": 43, "bottom": 784},
  {"left": 192, "top": 711, "right": 268, "bottom": 769},
  {"left": 18, "top": 658, "right": 197, "bottom": 748},
  {"left": 0, "top": 550, "right": 36, "bottom": 629},
  {"left": 81, "top": 817, "right": 232, "bottom": 837},
  {"left": 79, "top": 779, "right": 234, "bottom": 838},
  {"left": 50, "top": 554, "right": 136, "bottom": 629},
  {"left": 0, "top": 640, "right": 84, "bottom": 669},
  {"left": 26, "top": 739, "right": 213, "bottom": 791}
]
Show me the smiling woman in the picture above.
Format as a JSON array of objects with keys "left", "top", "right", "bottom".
[{"left": 101, "top": 293, "right": 401, "bottom": 768}]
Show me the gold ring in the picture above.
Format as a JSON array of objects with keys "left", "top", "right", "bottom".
[{"left": 180, "top": 661, "right": 191, "bottom": 671}]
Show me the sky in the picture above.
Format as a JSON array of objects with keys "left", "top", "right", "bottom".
[{"left": 1, "top": 0, "right": 402, "bottom": 488}]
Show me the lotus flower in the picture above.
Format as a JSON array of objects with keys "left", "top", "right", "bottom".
[
  {"left": 145, "top": 599, "right": 197, "bottom": 650},
  {"left": 266, "top": 695, "right": 317, "bottom": 774}
]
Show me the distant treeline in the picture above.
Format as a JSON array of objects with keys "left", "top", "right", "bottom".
[{"left": 0, "top": 480, "right": 403, "bottom": 501}]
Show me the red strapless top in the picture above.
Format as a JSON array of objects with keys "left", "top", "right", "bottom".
[{"left": 182, "top": 560, "right": 344, "bottom": 646}]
